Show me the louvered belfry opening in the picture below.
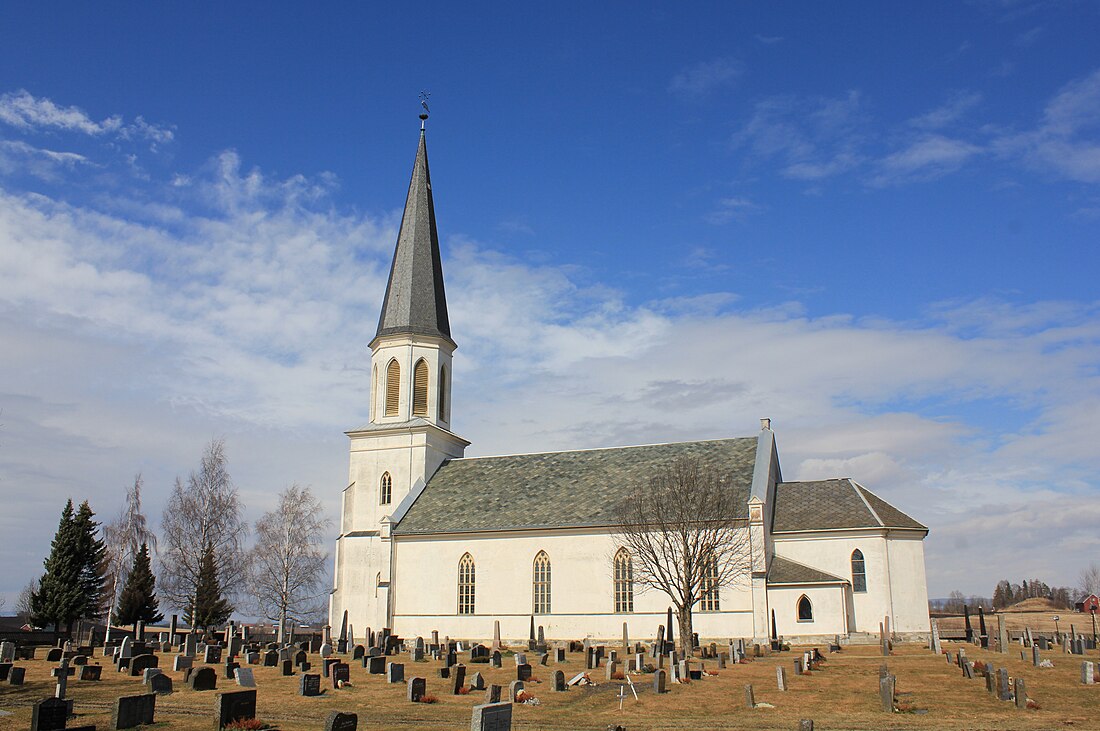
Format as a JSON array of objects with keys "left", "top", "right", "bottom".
[
  {"left": 385, "top": 359, "right": 401, "bottom": 417},
  {"left": 438, "top": 365, "right": 448, "bottom": 421},
  {"left": 413, "top": 359, "right": 429, "bottom": 416}
]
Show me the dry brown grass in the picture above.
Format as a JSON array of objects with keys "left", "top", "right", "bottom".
[
  {"left": 0, "top": 641, "right": 1098, "bottom": 730},
  {"left": 936, "top": 607, "right": 1099, "bottom": 635}
]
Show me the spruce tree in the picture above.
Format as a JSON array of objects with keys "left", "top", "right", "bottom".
[
  {"left": 188, "top": 542, "right": 232, "bottom": 630},
  {"left": 31, "top": 500, "right": 85, "bottom": 632},
  {"left": 113, "top": 543, "right": 164, "bottom": 626},
  {"left": 74, "top": 500, "right": 109, "bottom": 621}
]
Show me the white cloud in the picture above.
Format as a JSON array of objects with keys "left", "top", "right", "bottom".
[
  {"left": 0, "top": 89, "right": 173, "bottom": 143},
  {"left": 704, "top": 196, "right": 760, "bottom": 224},
  {"left": 871, "top": 135, "right": 984, "bottom": 186},
  {"left": 909, "top": 92, "right": 983, "bottom": 130},
  {"left": 669, "top": 58, "right": 743, "bottom": 96}
]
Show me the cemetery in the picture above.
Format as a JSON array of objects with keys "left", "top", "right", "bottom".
[{"left": 0, "top": 623, "right": 1098, "bottom": 730}]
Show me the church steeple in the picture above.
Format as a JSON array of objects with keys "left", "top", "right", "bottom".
[{"left": 374, "top": 127, "right": 453, "bottom": 348}]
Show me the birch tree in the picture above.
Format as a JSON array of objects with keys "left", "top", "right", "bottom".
[
  {"left": 103, "top": 474, "right": 158, "bottom": 639},
  {"left": 613, "top": 457, "right": 752, "bottom": 653},
  {"left": 248, "top": 484, "right": 330, "bottom": 642},
  {"left": 159, "top": 438, "right": 247, "bottom": 624}
]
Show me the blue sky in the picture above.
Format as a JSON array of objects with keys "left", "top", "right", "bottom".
[{"left": 1, "top": 2, "right": 1098, "bottom": 609}]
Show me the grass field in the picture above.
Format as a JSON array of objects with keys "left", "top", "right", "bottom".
[
  {"left": 934, "top": 608, "right": 1100, "bottom": 637},
  {"left": 1, "top": 640, "right": 1098, "bottom": 730}
]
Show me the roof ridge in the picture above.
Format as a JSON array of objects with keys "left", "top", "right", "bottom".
[
  {"left": 449, "top": 436, "right": 755, "bottom": 462},
  {"left": 852, "top": 481, "right": 927, "bottom": 530},
  {"left": 849, "top": 479, "right": 884, "bottom": 527}
]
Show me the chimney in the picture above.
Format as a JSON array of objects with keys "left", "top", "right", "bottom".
[{"left": 760, "top": 418, "right": 771, "bottom": 431}]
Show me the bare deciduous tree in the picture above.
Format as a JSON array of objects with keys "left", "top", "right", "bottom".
[
  {"left": 248, "top": 484, "right": 331, "bottom": 642},
  {"left": 103, "top": 474, "right": 158, "bottom": 639},
  {"left": 16, "top": 579, "right": 37, "bottom": 622},
  {"left": 614, "top": 457, "right": 752, "bottom": 652},
  {"left": 1082, "top": 563, "right": 1100, "bottom": 598},
  {"left": 159, "top": 438, "right": 247, "bottom": 624}
]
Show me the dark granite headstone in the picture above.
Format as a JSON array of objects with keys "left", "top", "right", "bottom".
[
  {"left": 485, "top": 684, "right": 502, "bottom": 703},
  {"left": 517, "top": 663, "right": 532, "bottom": 681},
  {"left": 452, "top": 664, "right": 467, "bottom": 694},
  {"left": 216, "top": 689, "right": 257, "bottom": 729},
  {"left": 300, "top": 673, "right": 322, "bottom": 696},
  {"left": 387, "top": 662, "right": 404, "bottom": 683},
  {"left": 553, "top": 669, "right": 566, "bottom": 691},
  {"left": 46, "top": 648, "right": 63, "bottom": 662},
  {"left": 9, "top": 666, "right": 27, "bottom": 685},
  {"left": 407, "top": 676, "right": 425, "bottom": 702},
  {"left": 112, "top": 693, "right": 156, "bottom": 729},
  {"left": 282, "top": 659, "right": 294, "bottom": 676},
  {"left": 325, "top": 711, "right": 357, "bottom": 731},
  {"left": 263, "top": 650, "right": 278, "bottom": 667},
  {"left": 224, "top": 661, "right": 240, "bottom": 680},
  {"left": 79, "top": 665, "right": 102, "bottom": 681},
  {"left": 130, "top": 654, "right": 158, "bottom": 677},
  {"left": 367, "top": 656, "right": 385, "bottom": 674},
  {"left": 149, "top": 673, "right": 173, "bottom": 694},
  {"left": 189, "top": 666, "right": 217, "bottom": 691},
  {"left": 653, "top": 668, "right": 667, "bottom": 693},
  {"left": 331, "top": 662, "right": 350, "bottom": 687},
  {"left": 31, "top": 697, "right": 68, "bottom": 731},
  {"left": 470, "top": 701, "right": 512, "bottom": 731}
]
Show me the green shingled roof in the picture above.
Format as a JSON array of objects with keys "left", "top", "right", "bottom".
[
  {"left": 767, "top": 555, "right": 848, "bottom": 585},
  {"left": 771, "top": 478, "right": 926, "bottom": 533},
  {"left": 393, "top": 438, "right": 759, "bottom": 535}
]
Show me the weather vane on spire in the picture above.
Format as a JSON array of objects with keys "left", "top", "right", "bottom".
[{"left": 419, "top": 91, "right": 430, "bottom": 129}]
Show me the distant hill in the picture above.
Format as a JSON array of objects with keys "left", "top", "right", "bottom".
[{"left": 1004, "top": 597, "right": 1061, "bottom": 612}]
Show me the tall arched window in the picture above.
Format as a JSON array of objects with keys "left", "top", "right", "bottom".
[
  {"left": 700, "top": 553, "right": 720, "bottom": 611},
  {"left": 797, "top": 595, "right": 813, "bottom": 621},
  {"left": 385, "top": 359, "right": 401, "bottom": 417},
  {"left": 851, "top": 549, "right": 867, "bottom": 593},
  {"left": 614, "top": 548, "right": 634, "bottom": 613},
  {"left": 458, "top": 553, "right": 475, "bottom": 615},
  {"left": 438, "top": 365, "right": 448, "bottom": 421},
  {"left": 412, "top": 359, "right": 429, "bottom": 417},
  {"left": 379, "top": 472, "right": 392, "bottom": 505},
  {"left": 533, "top": 551, "right": 551, "bottom": 614}
]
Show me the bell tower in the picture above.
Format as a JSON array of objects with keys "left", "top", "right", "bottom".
[{"left": 330, "top": 116, "right": 469, "bottom": 632}]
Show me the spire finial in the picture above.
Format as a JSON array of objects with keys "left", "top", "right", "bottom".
[{"left": 419, "top": 90, "right": 430, "bottom": 131}]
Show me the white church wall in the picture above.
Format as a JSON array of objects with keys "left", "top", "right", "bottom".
[
  {"left": 331, "top": 534, "right": 389, "bottom": 632},
  {"left": 391, "top": 527, "right": 757, "bottom": 642},
  {"left": 772, "top": 529, "right": 928, "bottom": 636},
  {"left": 768, "top": 585, "right": 848, "bottom": 637}
]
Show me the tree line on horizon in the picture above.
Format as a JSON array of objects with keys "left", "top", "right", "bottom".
[
  {"left": 930, "top": 570, "right": 1098, "bottom": 614},
  {"left": 20, "top": 438, "right": 330, "bottom": 641}
]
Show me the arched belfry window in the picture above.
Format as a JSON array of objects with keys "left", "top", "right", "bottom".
[
  {"left": 458, "top": 553, "right": 475, "bottom": 615},
  {"left": 700, "top": 552, "right": 720, "bottom": 611},
  {"left": 797, "top": 595, "right": 813, "bottom": 621},
  {"left": 614, "top": 548, "right": 634, "bottom": 613},
  {"left": 385, "top": 359, "right": 401, "bottom": 417},
  {"left": 533, "top": 551, "right": 551, "bottom": 614},
  {"left": 438, "top": 365, "right": 448, "bottom": 421},
  {"left": 412, "top": 359, "right": 429, "bottom": 417},
  {"left": 851, "top": 549, "right": 867, "bottom": 593},
  {"left": 379, "top": 472, "right": 392, "bottom": 505}
]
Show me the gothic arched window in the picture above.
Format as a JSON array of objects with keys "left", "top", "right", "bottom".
[
  {"left": 438, "top": 364, "right": 448, "bottom": 421},
  {"left": 700, "top": 552, "right": 720, "bottom": 611},
  {"left": 798, "top": 595, "right": 813, "bottom": 621},
  {"left": 379, "top": 472, "right": 392, "bottom": 505},
  {"left": 533, "top": 551, "right": 551, "bottom": 614},
  {"left": 614, "top": 548, "right": 634, "bottom": 613},
  {"left": 851, "top": 549, "right": 867, "bottom": 593},
  {"left": 385, "top": 359, "right": 401, "bottom": 417},
  {"left": 458, "top": 553, "right": 475, "bottom": 615},
  {"left": 412, "top": 359, "right": 429, "bottom": 417}
]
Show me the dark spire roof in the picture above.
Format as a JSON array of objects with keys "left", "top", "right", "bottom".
[{"left": 375, "top": 128, "right": 453, "bottom": 346}]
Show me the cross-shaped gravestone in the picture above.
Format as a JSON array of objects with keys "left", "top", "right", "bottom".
[{"left": 52, "top": 658, "right": 74, "bottom": 699}]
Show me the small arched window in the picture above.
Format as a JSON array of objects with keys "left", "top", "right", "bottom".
[
  {"left": 533, "top": 551, "right": 551, "bottom": 614},
  {"left": 379, "top": 472, "right": 392, "bottom": 505},
  {"left": 851, "top": 549, "right": 867, "bottom": 593},
  {"left": 458, "top": 553, "right": 476, "bottom": 615},
  {"left": 614, "top": 548, "right": 634, "bottom": 613},
  {"left": 798, "top": 595, "right": 813, "bottom": 621},
  {"left": 385, "top": 359, "right": 401, "bottom": 417},
  {"left": 412, "top": 359, "right": 429, "bottom": 417},
  {"left": 700, "top": 552, "right": 720, "bottom": 611},
  {"left": 438, "top": 364, "right": 448, "bottom": 421}
]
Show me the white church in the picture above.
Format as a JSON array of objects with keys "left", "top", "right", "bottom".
[{"left": 329, "top": 123, "right": 930, "bottom": 645}]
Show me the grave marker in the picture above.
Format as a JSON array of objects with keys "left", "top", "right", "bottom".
[
  {"left": 112, "top": 693, "right": 156, "bottom": 729},
  {"left": 189, "top": 666, "right": 217, "bottom": 691},
  {"left": 777, "top": 666, "right": 787, "bottom": 691},
  {"left": 509, "top": 679, "right": 524, "bottom": 702},
  {"left": 31, "top": 697, "right": 68, "bottom": 731},
  {"left": 325, "top": 711, "right": 358, "bottom": 731},
  {"left": 471, "top": 701, "right": 512, "bottom": 731},
  {"left": 406, "top": 676, "right": 426, "bottom": 702},
  {"left": 234, "top": 667, "right": 256, "bottom": 688},
  {"left": 79, "top": 665, "right": 102, "bottom": 681},
  {"left": 215, "top": 689, "right": 257, "bottom": 729},
  {"left": 653, "top": 668, "right": 667, "bottom": 693},
  {"left": 300, "top": 673, "right": 322, "bottom": 696}
]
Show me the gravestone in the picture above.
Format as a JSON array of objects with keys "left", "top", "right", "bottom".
[
  {"left": 605, "top": 660, "right": 618, "bottom": 680},
  {"left": 407, "top": 676, "right": 426, "bottom": 702},
  {"left": 224, "top": 661, "right": 240, "bottom": 680},
  {"left": 325, "top": 711, "right": 358, "bottom": 731},
  {"left": 1082, "top": 661, "right": 1095, "bottom": 685},
  {"left": 31, "top": 697, "right": 68, "bottom": 731},
  {"left": 744, "top": 684, "right": 755, "bottom": 709},
  {"left": 777, "top": 666, "right": 787, "bottom": 691},
  {"left": 216, "top": 689, "right": 257, "bottom": 729},
  {"left": 514, "top": 652, "right": 527, "bottom": 666},
  {"left": 263, "top": 650, "right": 278, "bottom": 667},
  {"left": 234, "top": 667, "right": 256, "bottom": 688},
  {"left": 998, "top": 614, "right": 1009, "bottom": 653},
  {"left": 79, "top": 665, "right": 102, "bottom": 681},
  {"left": 332, "top": 662, "right": 351, "bottom": 688},
  {"left": 189, "top": 666, "right": 217, "bottom": 691},
  {"left": 491, "top": 651, "right": 502, "bottom": 668},
  {"left": 299, "top": 673, "right": 322, "bottom": 696},
  {"left": 368, "top": 656, "right": 386, "bottom": 674},
  {"left": 517, "top": 663, "right": 532, "bottom": 681},
  {"left": 452, "top": 664, "right": 467, "bottom": 695},
  {"left": 1014, "top": 677, "right": 1027, "bottom": 709},
  {"left": 0, "top": 641, "right": 14, "bottom": 663},
  {"left": 879, "top": 675, "right": 895, "bottom": 712},
  {"left": 294, "top": 650, "right": 307, "bottom": 666},
  {"left": 323, "top": 658, "right": 339, "bottom": 677},
  {"left": 353, "top": 645, "right": 365, "bottom": 660},
  {"left": 130, "top": 654, "right": 158, "bottom": 677},
  {"left": 9, "top": 666, "right": 26, "bottom": 685},
  {"left": 282, "top": 659, "right": 294, "bottom": 676},
  {"left": 320, "top": 643, "right": 334, "bottom": 658},
  {"left": 387, "top": 662, "right": 404, "bottom": 683},
  {"left": 470, "top": 671, "right": 485, "bottom": 690},
  {"left": 485, "top": 683, "right": 503, "bottom": 704},
  {"left": 471, "top": 701, "right": 512, "bottom": 731},
  {"left": 112, "top": 693, "right": 156, "bottom": 729},
  {"left": 553, "top": 669, "right": 566, "bottom": 691},
  {"left": 653, "top": 668, "right": 667, "bottom": 693},
  {"left": 47, "top": 648, "right": 64, "bottom": 662},
  {"left": 149, "top": 673, "right": 173, "bottom": 694},
  {"left": 174, "top": 655, "right": 193, "bottom": 672},
  {"left": 963, "top": 662, "right": 974, "bottom": 679},
  {"left": 998, "top": 668, "right": 1012, "bottom": 701},
  {"left": 509, "top": 679, "right": 524, "bottom": 702},
  {"left": 0, "top": 662, "right": 10, "bottom": 681},
  {"left": 554, "top": 648, "right": 565, "bottom": 663}
]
